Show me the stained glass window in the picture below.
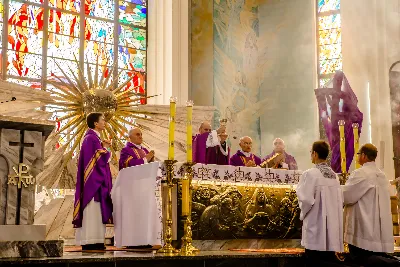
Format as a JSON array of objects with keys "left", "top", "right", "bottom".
[
  {"left": 1, "top": 0, "right": 147, "bottom": 147},
  {"left": 317, "top": 0, "right": 341, "bottom": 87}
]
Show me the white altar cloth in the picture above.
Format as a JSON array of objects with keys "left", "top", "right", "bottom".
[{"left": 111, "top": 162, "right": 162, "bottom": 247}]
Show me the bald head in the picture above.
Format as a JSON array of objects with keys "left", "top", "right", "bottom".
[
  {"left": 239, "top": 136, "right": 253, "bottom": 152},
  {"left": 128, "top": 127, "right": 143, "bottom": 145},
  {"left": 199, "top": 121, "right": 212, "bottom": 134},
  {"left": 273, "top": 138, "right": 285, "bottom": 153}
]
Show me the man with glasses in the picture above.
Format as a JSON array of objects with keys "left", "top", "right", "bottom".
[{"left": 342, "top": 143, "right": 399, "bottom": 266}]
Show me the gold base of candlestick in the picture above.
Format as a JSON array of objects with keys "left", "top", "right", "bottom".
[
  {"left": 179, "top": 161, "right": 199, "bottom": 255},
  {"left": 180, "top": 216, "right": 199, "bottom": 255},
  {"left": 157, "top": 160, "right": 178, "bottom": 255}
]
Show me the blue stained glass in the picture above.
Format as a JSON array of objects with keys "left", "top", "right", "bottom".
[{"left": 318, "top": 0, "right": 340, "bottom": 13}]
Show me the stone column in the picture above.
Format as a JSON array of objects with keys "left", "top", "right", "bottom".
[{"left": 147, "top": 0, "right": 190, "bottom": 105}]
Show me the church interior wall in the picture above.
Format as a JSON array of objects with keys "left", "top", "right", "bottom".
[
  {"left": 342, "top": 0, "right": 397, "bottom": 181},
  {"left": 190, "top": 0, "right": 318, "bottom": 170}
]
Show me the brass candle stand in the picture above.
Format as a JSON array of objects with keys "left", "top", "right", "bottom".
[
  {"left": 157, "top": 159, "right": 178, "bottom": 255},
  {"left": 180, "top": 162, "right": 199, "bottom": 255}
]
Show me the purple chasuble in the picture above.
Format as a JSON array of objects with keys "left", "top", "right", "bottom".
[
  {"left": 206, "top": 144, "right": 231, "bottom": 165},
  {"left": 192, "top": 132, "right": 209, "bottom": 164},
  {"left": 73, "top": 129, "right": 113, "bottom": 228},
  {"left": 119, "top": 142, "right": 150, "bottom": 170},
  {"left": 230, "top": 150, "right": 262, "bottom": 167},
  {"left": 262, "top": 151, "right": 298, "bottom": 170}
]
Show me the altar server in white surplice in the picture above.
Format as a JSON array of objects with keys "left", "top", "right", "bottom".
[
  {"left": 296, "top": 141, "right": 348, "bottom": 267},
  {"left": 342, "top": 143, "right": 400, "bottom": 267}
]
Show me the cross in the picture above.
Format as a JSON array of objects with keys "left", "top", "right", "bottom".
[
  {"left": 9, "top": 135, "right": 34, "bottom": 225},
  {"left": 9, "top": 141, "right": 34, "bottom": 149}
]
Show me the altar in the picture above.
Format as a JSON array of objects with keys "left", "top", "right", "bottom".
[{"left": 160, "top": 163, "right": 302, "bottom": 243}]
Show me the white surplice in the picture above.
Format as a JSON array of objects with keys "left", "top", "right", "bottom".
[
  {"left": 75, "top": 199, "right": 106, "bottom": 245},
  {"left": 111, "top": 162, "right": 161, "bottom": 247},
  {"left": 296, "top": 164, "right": 344, "bottom": 252},
  {"left": 342, "top": 161, "right": 393, "bottom": 253}
]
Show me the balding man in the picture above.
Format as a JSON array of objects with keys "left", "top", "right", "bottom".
[
  {"left": 342, "top": 144, "right": 399, "bottom": 266},
  {"left": 119, "top": 128, "right": 155, "bottom": 170},
  {"left": 193, "top": 121, "right": 228, "bottom": 165},
  {"left": 262, "top": 138, "right": 298, "bottom": 170},
  {"left": 230, "top": 136, "right": 261, "bottom": 167}
]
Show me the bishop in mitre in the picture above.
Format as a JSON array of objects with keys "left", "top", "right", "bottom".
[
  {"left": 296, "top": 141, "right": 347, "bottom": 267},
  {"left": 73, "top": 113, "right": 113, "bottom": 251},
  {"left": 193, "top": 121, "right": 229, "bottom": 165}
]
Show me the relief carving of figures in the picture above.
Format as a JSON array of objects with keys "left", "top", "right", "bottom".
[{"left": 190, "top": 184, "right": 301, "bottom": 240}]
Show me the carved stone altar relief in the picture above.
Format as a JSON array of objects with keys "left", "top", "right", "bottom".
[
  {"left": 1, "top": 129, "right": 20, "bottom": 225},
  {"left": 0, "top": 128, "right": 42, "bottom": 225}
]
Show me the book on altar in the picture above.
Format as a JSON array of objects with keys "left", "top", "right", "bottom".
[{"left": 111, "top": 162, "right": 162, "bottom": 247}]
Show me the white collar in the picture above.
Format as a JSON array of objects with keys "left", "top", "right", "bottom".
[
  {"left": 240, "top": 150, "right": 252, "bottom": 157},
  {"left": 130, "top": 142, "right": 142, "bottom": 149},
  {"left": 363, "top": 161, "right": 376, "bottom": 167},
  {"left": 93, "top": 130, "right": 101, "bottom": 137}
]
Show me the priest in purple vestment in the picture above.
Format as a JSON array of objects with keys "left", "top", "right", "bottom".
[
  {"left": 230, "top": 136, "right": 261, "bottom": 167},
  {"left": 206, "top": 131, "right": 230, "bottom": 165},
  {"left": 192, "top": 121, "right": 227, "bottom": 164},
  {"left": 73, "top": 112, "right": 113, "bottom": 251},
  {"left": 262, "top": 138, "right": 298, "bottom": 170},
  {"left": 119, "top": 127, "right": 155, "bottom": 170}
]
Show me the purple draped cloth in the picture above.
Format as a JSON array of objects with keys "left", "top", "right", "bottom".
[
  {"left": 230, "top": 150, "right": 262, "bottom": 167},
  {"left": 119, "top": 142, "right": 150, "bottom": 170},
  {"left": 315, "top": 71, "right": 363, "bottom": 173},
  {"left": 73, "top": 129, "right": 113, "bottom": 228},
  {"left": 262, "top": 151, "right": 298, "bottom": 170}
]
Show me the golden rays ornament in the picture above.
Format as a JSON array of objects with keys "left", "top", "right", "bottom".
[
  {"left": 0, "top": 57, "right": 216, "bottom": 189},
  {"left": 34, "top": 56, "right": 159, "bottom": 188}
]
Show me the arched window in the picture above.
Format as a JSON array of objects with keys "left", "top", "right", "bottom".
[
  {"left": 316, "top": 0, "right": 342, "bottom": 87},
  {"left": 0, "top": 0, "right": 147, "bottom": 146}
]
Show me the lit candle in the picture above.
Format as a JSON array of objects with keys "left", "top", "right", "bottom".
[
  {"left": 186, "top": 100, "right": 193, "bottom": 163},
  {"left": 339, "top": 120, "right": 346, "bottom": 173},
  {"left": 168, "top": 97, "right": 177, "bottom": 160},
  {"left": 352, "top": 123, "right": 360, "bottom": 169},
  {"left": 181, "top": 174, "right": 190, "bottom": 216}
]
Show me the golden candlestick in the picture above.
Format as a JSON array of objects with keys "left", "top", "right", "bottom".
[
  {"left": 180, "top": 162, "right": 199, "bottom": 255},
  {"left": 168, "top": 97, "right": 177, "bottom": 160},
  {"left": 339, "top": 120, "right": 346, "bottom": 173},
  {"left": 352, "top": 123, "right": 360, "bottom": 169},
  {"left": 157, "top": 159, "right": 178, "bottom": 255}
]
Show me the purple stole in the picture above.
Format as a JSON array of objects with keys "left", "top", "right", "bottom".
[
  {"left": 73, "top": 129, "right": 113, "bottom": 228},
  {"left": 262, "top": 151, "right": 298, "bottom": 170},
  {"left": 230, "top": 150, "right": 262, "bottom": 167},
  {"left": 119, "top": 142, "right": 150, "bottom": 170}
]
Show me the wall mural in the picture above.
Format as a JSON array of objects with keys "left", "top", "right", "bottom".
[
  {"left": 191, "top": 0, "right": 317, "bottom": 169},
  {"left": 213, "top": 0, "right": 270, "bottom": 154}
]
